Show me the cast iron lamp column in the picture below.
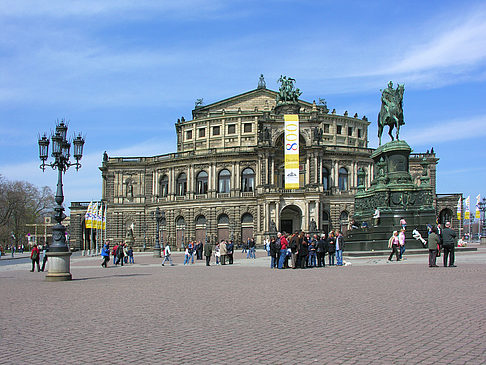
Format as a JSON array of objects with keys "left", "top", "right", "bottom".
[
  {"left": 38, "top": 120, "right": 85, "bottom": 281},
  {"left": 152, "top": 208, "right": 165, "bottom": 257}
]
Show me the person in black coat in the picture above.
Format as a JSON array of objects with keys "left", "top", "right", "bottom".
[
  {"left": 297, "top": 233, "right": 308, "bottom": 269},
  {"left": 316, "top": 234, "right": 327, "bottom": 267},
  {"left": 441, "top": 222, "right": 457, "bottom": 267},
  {"left": 116, "top": 243, "right": 125, "bottom": 266}
]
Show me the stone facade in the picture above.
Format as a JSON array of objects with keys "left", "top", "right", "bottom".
[{"left": 69, "top": 83, "right": 452, "bottom": 250}]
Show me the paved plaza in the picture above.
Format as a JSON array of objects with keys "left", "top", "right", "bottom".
[{"left": 1, "top": 249, "right": 485, "bottom": 364}]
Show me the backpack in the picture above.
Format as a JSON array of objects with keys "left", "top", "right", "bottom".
[
  {"left": 274, "top": 239, "right": 281, "bottom": 251},
  {"left": 32, "top": 250, "right": 38, "bottom": 260}
]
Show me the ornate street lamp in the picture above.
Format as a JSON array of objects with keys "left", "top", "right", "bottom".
[
  {"left": 152, "top": 207, "right": 165, "bottom": 257},
  {"left": 38, "top": 120, "right": 84, "bottom": 281}
]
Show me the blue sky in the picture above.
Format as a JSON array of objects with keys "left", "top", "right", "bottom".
[{"left": 0, "top": 0, "right": 485, "bottom": 213}]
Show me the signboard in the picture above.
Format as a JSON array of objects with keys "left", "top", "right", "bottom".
[{"left": 284, "top": 114, "right": 299, "bottom": 189}]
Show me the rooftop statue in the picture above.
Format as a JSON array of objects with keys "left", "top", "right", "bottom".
[
  {"left": 378, "top": 81, "right": 404, "bottom": 145},
  {"left": 257, "top": 74, "right": 266, "bottom": 89},
  {"left": 276, "top": 75, "right": 302, "bottom": 105}
]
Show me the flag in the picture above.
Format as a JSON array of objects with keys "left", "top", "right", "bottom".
[
  {"left": 465, "top": 196, "right": 470, "bottom": 220},
  {"left": 102, "top": 205, "right": 106, "bottom": 230},
  {"left": 476, "top": 194, "right": 481, "bottom": 219},
  {"left": 85, "top": 201, "right": 93, "bottom": 228},
  {"left": 456, "top": 197, "right": 461, "bottom": 220},
  {"left": 96, "top": 203, "right": 103, "bottom": 229}
]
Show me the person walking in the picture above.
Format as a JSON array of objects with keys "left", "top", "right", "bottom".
[
  {"left": 399, "top": 229, "right": 406, "bottom": 260},
  {"left": 388, "top": 231, "right": 400, "bottom": 261},
  {"left": 220, "top": 240, "right": 227, "bottom": 265},
  {"left": 161, "top": 244, "right": 174, "bottom": 266},
  {"left": 203, "top": 241, "right": 213, "bottom": 266},
  {"left": 101, "top": 243, "right": 110, "bottom": 268},
  {"left": 441, "top": 222, "right": 457, "bottom": 267},
  {"left": 427, "top": 226, "right": 440, "bottom": 267},
  {"left": 30, "top": 244, "right": 40, "bottom": 272}
]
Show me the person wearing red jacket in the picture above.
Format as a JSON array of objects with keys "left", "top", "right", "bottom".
[
  {"left": 277, "top": 232, "right": 289, "bottom": 269},
  {"left": 30, "top": 244, "right": 40, "bottom": 272}
]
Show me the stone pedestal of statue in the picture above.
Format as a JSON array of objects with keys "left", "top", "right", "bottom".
[{"left": 347, "top": 140, "right": 436, "bottom": 250}]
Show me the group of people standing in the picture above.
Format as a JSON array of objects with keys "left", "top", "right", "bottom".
[
  {"left": 203, "top": 240, "right": 235, "bottom": 266},
  {"left": 268, "top": 230, "right": 346, "bottom": 269},
  {"left": 29, "top": 243, "right": 48, "bottom": 272},
  {"left": 388, "top": 220, "right": 458, "bottom": 267},
  {"left": 182, "top": 241, "right": 204, "bottom": 265},
  {"left": 426, "top": 222, "right": 457, "bottom": 267}
]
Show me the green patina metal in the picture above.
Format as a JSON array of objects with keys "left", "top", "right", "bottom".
[{"left": 347, "top": 83, "right": 436, "bottom": 251}]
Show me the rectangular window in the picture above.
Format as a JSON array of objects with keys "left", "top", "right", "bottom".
[
  {"left": 337, "top": 125, "right": 342, "bottom": 135},
  {"left": 198, "top": 128, "right": 205, "bottom": 138},
  {"left": 186, "top": 130, "right": 192, "bottom": 140},
  {"left": 213, "top": 126, "right": 220, "bottom": 136},
  {"left": 243, "top": 123, "right": 252, "bottom": 133},
  {"left": 348, "top": 127, "right": 353, "bottom": 136},
  {"left": 358, "top": 129, "right": 362, "bottom": 138},
  {"left": 323, "top": 124, "right": 330, "bottom": 133},
  {"left": 228, "top": 124, "right": 236, "bottom": 134}
]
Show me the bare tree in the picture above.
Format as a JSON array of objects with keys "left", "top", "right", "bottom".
[{"left": 0, "top": 175, "right": 55, "bottom": 248}]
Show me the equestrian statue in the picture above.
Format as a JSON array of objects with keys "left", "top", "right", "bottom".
[{"left": 377, "top": 81, "right": 404, "bottom": 145}]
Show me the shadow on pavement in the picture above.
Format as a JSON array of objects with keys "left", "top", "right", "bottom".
[{"left": 73, "top": 273, "right": 152, "bottom": 281}]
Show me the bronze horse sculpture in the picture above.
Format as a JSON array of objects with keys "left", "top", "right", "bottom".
[{"left": 378, "top": 82, "right": 404, "bottom": 145}]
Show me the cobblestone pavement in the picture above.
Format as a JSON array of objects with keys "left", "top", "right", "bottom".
[{"left": 1, "top": 250, "right": 485, "bottom": 364}]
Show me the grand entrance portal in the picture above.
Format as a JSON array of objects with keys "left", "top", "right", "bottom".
[{"left": 280, "top": 205, "right": 302, "bottom": 234}]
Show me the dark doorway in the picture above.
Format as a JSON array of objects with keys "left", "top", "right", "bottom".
[{"left": 281, "top": 219, "right": 292, "bottom": 234}]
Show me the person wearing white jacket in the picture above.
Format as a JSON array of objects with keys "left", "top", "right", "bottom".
[{"left": 161, "top": 244, "right": 174, "bottom": 266}]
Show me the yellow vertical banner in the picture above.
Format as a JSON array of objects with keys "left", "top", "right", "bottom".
[
  {"left": 284, "top": 114, "right": 299, "bottom": 189},
  {"left": 476, "top": 194, "right": 481, "bottom": 219},
  {"left": 85, "top": 201, "right": 93, "bottom": 228},
  {"left": 103, "top": 206, "right": 106, "bottom": 230}
]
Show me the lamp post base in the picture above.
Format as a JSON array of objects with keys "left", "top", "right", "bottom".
[
  {"left": 45, "top": 251, "right": 72, "bottom": 281},
  {"left": 153, "top": 248, "right": 161, "bottom": 258}
]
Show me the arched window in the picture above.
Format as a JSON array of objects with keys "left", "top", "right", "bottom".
[
  {"left": 340, "top": 211, "right": 349, "bottom": 234},
  {"left": 176, "top": 216, "right": 186, "bottom": 227},
  {"left": 159, "top": 175, "right": 169, "bottom": 197},
  {"left": 195, "top": 215, "right": 206, "bottom": 225},
  {"left": 196, "top": 171, "right": 208, "bottom": 195},
  {"left": 322, "top": 167, "right": 329, "bottom": 190},
  {"left": 241, "top": 213, "right": 253, "bottom": 224},
  {"left": 218, "top": 169, "right": 231, "bottom": 193},
  {"left": 357, "top": 168, "right": 365, "bottom": 188},
  {"left": 176, "top": 172, "right": 187, "bottom": 196},
  {"left": 338, "top": 167, "right": 348, "bottom": 191},
  {"left": 241, "top": 167, "right": 255, "bottom": 192},
  {"left": 218, "top": 214, "right": 229, "bottom": 224}
]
